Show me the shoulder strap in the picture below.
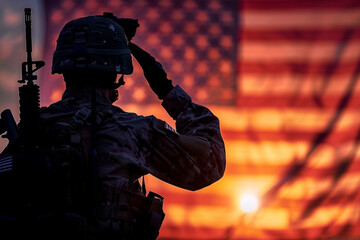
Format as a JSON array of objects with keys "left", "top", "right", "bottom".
[
  {"left": 142, "top": 176, "right": 146, "bottom": 195},
  {"left": 88, "top": 87, "right": 98, "bottom": 213}
]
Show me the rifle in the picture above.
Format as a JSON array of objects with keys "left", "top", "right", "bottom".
[
  {"left": 0, "top": 8, "right": 45, "bottom": 214},
  {"left": 1, "top": 8, "right": 44, "bottom": 153},
  {"left": 0, "top": 8, "right": 44, "bottom": 150},
  {"left": 17, "top": 8, "right": 44, "bottom": 152}
]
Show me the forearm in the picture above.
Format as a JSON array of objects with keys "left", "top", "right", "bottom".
[{"left": 149, "top": 85, "right": 226, "bottom": 190}]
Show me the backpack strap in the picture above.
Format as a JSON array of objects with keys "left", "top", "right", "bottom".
[{"left": 72, "top": 106, "right": 92, "bottom": 125}]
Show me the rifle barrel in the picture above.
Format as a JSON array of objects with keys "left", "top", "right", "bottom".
[{"left": 24, "top": 8, "right": 33, "bottom": 79}]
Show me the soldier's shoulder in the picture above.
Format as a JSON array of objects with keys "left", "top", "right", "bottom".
[{"left": 109, "top": 105, "right": 142, "bottom": 119}]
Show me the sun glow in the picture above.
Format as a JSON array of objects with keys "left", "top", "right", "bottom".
[{"left": 240, "top": 193, "right": 260, "bottom": 213}]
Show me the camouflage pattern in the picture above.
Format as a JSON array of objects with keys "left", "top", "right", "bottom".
[
  {"left": 40, "top": 84, "right": 226, "bottom": 238},
  {"left": 52, "top": 16, "right": 133, "bottom": 75}
]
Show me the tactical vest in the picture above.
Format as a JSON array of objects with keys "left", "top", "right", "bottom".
[
  {"left": 0, "top": 104, "right": 164, "bottom": 239},
  {"left": 0, "top": 106, "right": 95, "bottom": 215}
]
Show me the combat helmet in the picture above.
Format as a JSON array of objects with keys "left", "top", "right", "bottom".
[{"left": 52, "top": 15, "right": 133, "bottom": 75}]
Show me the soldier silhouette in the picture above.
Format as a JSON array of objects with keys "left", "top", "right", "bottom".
[{"left": 0, "top": 12, "right": 226, "bottom": 240}]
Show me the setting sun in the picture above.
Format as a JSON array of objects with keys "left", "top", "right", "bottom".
[{"left": 240, "top": 193, "right": 260, "bottom": 213}]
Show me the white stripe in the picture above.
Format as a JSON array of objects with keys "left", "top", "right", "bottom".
[
  {"left": 225, "top": 139, "right": 360, "bottom": 165},
  {"left": 0, "top": 156, "right": 13, "bottom": 172},
  {"left": 0, "top": 167, "right": 12, "bottom": 173},
  {"left": 0, "top": 157, "right": 13, "bottom": 166},
  {"left": 212, "top": 107, "right": 360, "bottom": 132},
  {"left": 0, "top": 161, "right": 12, "bottom": 168},
  {"left": 239, "top": 73, "right": 360, "bottom": 95},
  {"left": 240, "top": 41, "right": 360, "bottom": 62},
  {"left": 119, "top": 104, "right": 360, "bottom": 133}
]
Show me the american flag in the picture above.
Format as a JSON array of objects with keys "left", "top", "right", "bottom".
[
  {"left": 40, "top": 0, "right": 238, "bottom": 106},
  {"left": 0, "top": 0, "right": 360, "bottom": 239}
]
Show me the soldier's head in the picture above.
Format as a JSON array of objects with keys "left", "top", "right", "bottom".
[{"left": 51, "top": 15, "right": 133, "bottom": 90}]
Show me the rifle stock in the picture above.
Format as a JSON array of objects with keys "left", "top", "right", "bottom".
[{"left": 0, "top": 109, "right": 19, "bottom": 144}]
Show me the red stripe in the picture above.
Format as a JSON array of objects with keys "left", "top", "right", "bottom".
[
  {"left": 162, "top": 192, "right": 232, "bottom": 207},
  {"left": 159, "top": 222, "right": 360, "bottom": 240},
  {"left": 236, "top": 95, "right": 360, "bottom": 109},
  {"left": 157, "top": 181, "right": 360, "bottom": 208},
  {"left": 266, "top": 192, "right": 360, "bottom": 209},
  {"left": 240, "top": 29, "right": 360, "bottom": 42},
  {"left": 263, "top": 224, "right": 360, "bottom": 240},
  {"left": 223, "top": 128, "right": 360, "bottom": 142},
  {"left": 238, "top": 61, "right": 359, "bottom": 75},
  {"left": 222, "top": 130, "right": 311, "bottom": 142},
  {"left": 225, "top": 161, "right": 360, "bottom": 178},
  {"left": 241, "top": 0, "right": 360, "bottom": 10},
  {"left": 159, "top": 225, "right": 230, "bottom": 240},
  {"left": 222, "top": 126, "right": 360, "bottom": 142}
]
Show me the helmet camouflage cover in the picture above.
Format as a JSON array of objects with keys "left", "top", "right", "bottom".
[{"left": 52, "top": 15, "right": 133, "bottom": 75}]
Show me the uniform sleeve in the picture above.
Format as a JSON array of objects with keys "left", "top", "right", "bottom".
[{"left": 142, "top": 85, "right": 226, "bottom": 191}]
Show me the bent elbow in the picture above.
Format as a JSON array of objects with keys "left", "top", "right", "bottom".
[{"left": 188, "top": 165, "right": 226, "bottom": 191}]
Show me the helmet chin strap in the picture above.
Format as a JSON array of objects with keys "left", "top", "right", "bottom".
[
  {"left": 110, "top": 74, "right": 124, "bottom": 103},
  {"left": 113, "top": 74, "right": 125, "bottom": 88}
]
